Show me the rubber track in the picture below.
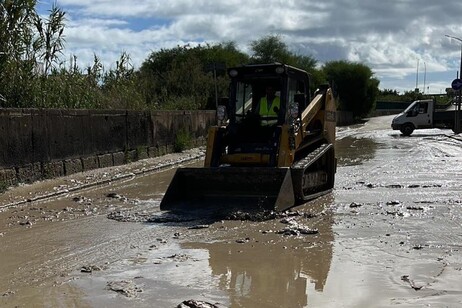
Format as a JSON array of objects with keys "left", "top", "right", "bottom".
[{"left": 292, "top": 143, "right": 332, "bottom": 170}]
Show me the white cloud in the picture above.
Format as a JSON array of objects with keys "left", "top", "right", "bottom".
[{"left": 40, "top": 0, "right": 462, "bottom": 91}]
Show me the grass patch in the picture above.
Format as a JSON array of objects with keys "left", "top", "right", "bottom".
[
  {"left": 174, "top": 128, "right": 192, "bottom": 153},
  {"left": 0, "top": 181, "right": 8, "bottom": 194}
]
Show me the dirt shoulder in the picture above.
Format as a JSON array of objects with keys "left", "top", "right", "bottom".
[{"left": 0, "top": 148, "right": 205, "bottom": 210}]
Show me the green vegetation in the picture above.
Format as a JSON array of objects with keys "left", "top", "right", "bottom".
[
  {"left": 323, "top": 60, "right": 379, "bottom": 119},
  {"left": 1, "top": 2, "right": 381, "bottom": 118},
  {"left": 378, "top": 88, "right": 450, "bottom": 106},
  {"left": 173, "top": 128, "right": 192, "bottom": 153},
  {"left": 0, "top": 180, "right": 7, "bottom": 193}
]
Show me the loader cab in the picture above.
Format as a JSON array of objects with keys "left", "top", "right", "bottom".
[
  {"left": 227, "top": 64, "right": 311, "bottom": 127},
  {"left": 220, "top": 63, "right": 311, "bottom": 166}
]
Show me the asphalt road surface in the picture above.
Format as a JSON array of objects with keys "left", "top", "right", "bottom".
[{"left": 1, "top": 115, "right": 461, "bottom": 308}]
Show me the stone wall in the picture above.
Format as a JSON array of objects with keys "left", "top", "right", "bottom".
[
  {"left": 0, "top": 108, "right": 355, "bottom": 187},
  {"left": 0, "top": 109, "right": 215, "bottom": 186}
]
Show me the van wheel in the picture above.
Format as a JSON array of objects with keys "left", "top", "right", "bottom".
[{"left": 400, "top": 124, "right": 414, "bottom": 136}]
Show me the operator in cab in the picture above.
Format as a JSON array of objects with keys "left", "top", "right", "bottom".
[{"left": 257, "top": 85, "right": 280, "bottom": 125}]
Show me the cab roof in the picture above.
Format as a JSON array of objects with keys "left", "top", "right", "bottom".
[{"left": 227, "top": 63, "right": 310, "bottom": 80}]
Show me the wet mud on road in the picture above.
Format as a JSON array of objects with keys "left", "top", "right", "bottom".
[{"left": 1, "top": 115, "right": 462, "bottom": 307}]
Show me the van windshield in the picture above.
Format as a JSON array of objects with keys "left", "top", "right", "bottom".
[{"left": 403, "top": 101, "right": 418, "bottom": 113}]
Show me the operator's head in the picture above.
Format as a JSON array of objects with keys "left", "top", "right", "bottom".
[{"left": 265, "top": 86, "right": 276, "bottom": 97}]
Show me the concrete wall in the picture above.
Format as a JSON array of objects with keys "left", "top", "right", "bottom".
[
  {"left": 0, "top": 109, "right": 215, "bottom": 186},
  {"left": 0, "top": 108, "right": 355, "bottom": 187},
  {"left": 336, "top": 111, "right": 354, "bottom": 126},
  {"left": 370, "top": 109, "right": 403, "bottom": 116}
]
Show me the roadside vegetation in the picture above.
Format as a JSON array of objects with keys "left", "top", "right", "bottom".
[
  {"left": 3, "top": 1, "right": 431, "bottom": 119},
  {"left": 378, "top": 88, "right": 450, "bottom": 106},
  {"left": 0, "top": 181, "right": 7, "bottom": 194}
]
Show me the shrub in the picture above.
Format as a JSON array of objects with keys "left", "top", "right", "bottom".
[
  {"left": 0, "top": 181, "right": 8, "bottom": 194},
  {"left": 174, "top": 128, "right": 192, "bottom": 152}
]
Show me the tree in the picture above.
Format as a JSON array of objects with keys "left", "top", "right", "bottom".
[
  {"left": 208, "top": 41, "right": 249, "bottom": 67},
  {"left": 139, "top": 42, "right": 249, "bottom": 109},
  {"left": 293, "top": 54, "right": 324, "bottom": 92},
  {"left": 249, "top": 35, "right": 323, "bottom": 92},
  {"left": 401, "top": 90, "right": 424, "bottom": 103},
  {"left": 380, "top": 89, "right": 399, "bottom": 96},
  {"left": 322, "top": 60, "right": 380, "bottom": 118},
  {"left": 250, "top": 35, "right": 294, "bottom": 64}
]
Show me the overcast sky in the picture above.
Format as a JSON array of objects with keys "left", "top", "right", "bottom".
[{"left": 36, "top": 0, "right": 462, "bottom": 94}]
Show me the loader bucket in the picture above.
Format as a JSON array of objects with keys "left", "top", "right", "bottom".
[{"left": 160, "top": 167, "right": 295, "bottom": 212}]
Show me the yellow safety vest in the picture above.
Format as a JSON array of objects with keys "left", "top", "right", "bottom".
[{"left": 259, "top": 96, "right": 280, "bottom": 117}]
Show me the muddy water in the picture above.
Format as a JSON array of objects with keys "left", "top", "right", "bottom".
[{"left": 1, "top": 116, "right": 462, "bottom": 307}]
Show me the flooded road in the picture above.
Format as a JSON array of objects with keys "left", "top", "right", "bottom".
[{"left": 1, "top": 115, "right": 462, "bottom": 307}]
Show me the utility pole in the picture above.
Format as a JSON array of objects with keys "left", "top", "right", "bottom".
[
  {"left": 445, "top": 34, "right": 462, "bottom": 134},
  {"left": 423, "top": 62, "right": 426, "bottom": 94}
]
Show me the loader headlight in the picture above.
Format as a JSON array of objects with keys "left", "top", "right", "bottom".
[
  {"left": 217, "top": 105, "right": 227, "bottom": 121},
  {"left": 229, "top": 69, "right": 238, "bottom": 77},
  {"left": 289, "top": 103, "right": 298, "bottom": 118},
  {"left": 275, "top": 66, "right": 285, "bottom": 74}
]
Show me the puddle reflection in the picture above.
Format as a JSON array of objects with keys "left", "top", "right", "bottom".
[
  {"left": 335, "top": 136, "right": 378, "bottom": 166},
  {"left": 183, "top": 199, "right": 334, "bottom": 307}
]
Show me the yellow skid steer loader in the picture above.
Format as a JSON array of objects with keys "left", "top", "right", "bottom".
[{"left": 160, "top": 63, "right": 336, "bottom": 212}]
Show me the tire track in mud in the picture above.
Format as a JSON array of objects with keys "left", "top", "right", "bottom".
[
  {"left": 336, "top": 126, "right": 462, "bottom": 241},
  {"left": 3, "top": 193, "right": 225, "bottom": 294},
  {"left": 5, "top": 215, "right": 192, "bottom": 291},
  {"left": 0, "top": 152, "right": 204, "bottom": 210},
  {"left": 338, "top": 126, "right": 462, "bottom": 192},
  {"left": 0, "top": 150, "right": 206, "bottom": 294},
  {"left": 4, "top": 216, "right": 143, "bottom": 288},
  {"left": 3, "top": 116, "right": 462, "bottom": 307},
  {"left": 331, "top": 117, "right": 462, "bottom": 306}
]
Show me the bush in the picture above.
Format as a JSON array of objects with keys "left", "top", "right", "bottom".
[
  {"left": 0, "top": 181, "right": 8, "bottom": 194},
  {"left": 174, "top": 128, "right": 192, "bottom": 152}
]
